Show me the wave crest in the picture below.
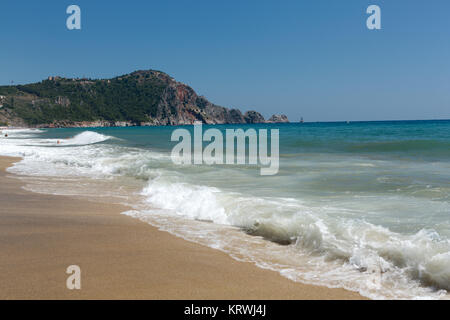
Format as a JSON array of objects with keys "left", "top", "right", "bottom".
[{"left": 59, "top": 131, "right": 112, "bottom": 146}]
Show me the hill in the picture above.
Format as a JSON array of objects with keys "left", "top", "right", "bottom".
[{"left": 0, "top": 70, "right": 289, "bottom": 128}]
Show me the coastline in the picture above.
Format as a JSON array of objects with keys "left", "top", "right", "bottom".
[{"left": 0, "top": 156, "right": 364, "bottom": 300}]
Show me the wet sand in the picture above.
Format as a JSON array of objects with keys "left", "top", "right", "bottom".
[{"left": 0, "top": 156, "right": 364, "bottom": 299}]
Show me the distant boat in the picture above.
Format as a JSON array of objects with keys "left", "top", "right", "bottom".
[{"left": 300, "top": 117, "right": 304, "bottom": 123}]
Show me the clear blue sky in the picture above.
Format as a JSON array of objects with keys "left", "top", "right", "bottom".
[{"left": 1, "top": 0, "right": 449, "bottom": 121}]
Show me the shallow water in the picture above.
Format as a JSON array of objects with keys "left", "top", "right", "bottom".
[{"left": 1, "top": 121, "right": 449, "bottom": 299}]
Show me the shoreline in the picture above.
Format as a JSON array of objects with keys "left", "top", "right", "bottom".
[
  {"left": 1, "top": 118, "right": 449, "bottom": 131},
  {"left": 0, "top": 155, "right": 365, "bottom": 299}
]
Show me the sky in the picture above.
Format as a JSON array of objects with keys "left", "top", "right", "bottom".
[{"left": 0, "top": 0, "right": 449, "bottom": 122}]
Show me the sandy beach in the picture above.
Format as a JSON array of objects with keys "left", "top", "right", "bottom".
[{"left": 0, "top": 156, "right": 364, "bottom": 300}]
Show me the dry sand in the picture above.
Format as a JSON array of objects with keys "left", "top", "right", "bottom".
[{"left": 0, "top": 156, "right": 364, "bottom": 299}]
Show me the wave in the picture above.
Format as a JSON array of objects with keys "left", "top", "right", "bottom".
[
  {"left": 139, "top": 177, "right": 450, "bottom": 298},
  {"left": 285, "top": 138, "right": 450, "bottom": 157},
  {"left": 58, "top": 131, "right": 112, "bottom": 146},
  {"left": 0, "top": 128, "right": 45, "bottom": 138},
  {"left": 2, "top": 126, "right": 450, "bottom": 299},
  {"left": 346, "top": 139, "right": 450, "bottom": 154}
]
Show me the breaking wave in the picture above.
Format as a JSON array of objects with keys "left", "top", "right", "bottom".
[
  {"left": 1, "top": 123, "right": 450, "bottom": 300},
  {"left": 58, "top": 131, "right": 112, "bottom": 146}
]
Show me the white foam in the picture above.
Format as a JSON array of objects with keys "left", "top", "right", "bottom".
[
  {"left": 58, "top": 131, "right": 112, "bottom": 146},
  {"left": 1, "top": 128, "right": 449, "bottom": 300},
  {"left": 136, "top": 176, "right": 450, "bottom": 299}
]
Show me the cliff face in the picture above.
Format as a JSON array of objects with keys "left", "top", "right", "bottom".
[
  {"left": 244, "top": 111, "right": 266, "bottom": 124},
  {"left": 148, "top": 71, "right": 247, "bottom": 125},
  {"left": 0, "top": 70, "right": 288, "bottom": 128}
]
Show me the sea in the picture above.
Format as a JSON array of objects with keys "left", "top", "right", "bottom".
[{"left": 1, "top": 120, "right": 449, "bottom": 299}]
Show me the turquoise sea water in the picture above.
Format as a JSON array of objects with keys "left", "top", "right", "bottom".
[{"left": 1, "top": 120, "right": 450, "bottom": 299}]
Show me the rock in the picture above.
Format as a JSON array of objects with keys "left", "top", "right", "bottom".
[
  {"left": 244, "top": 111, "right": 266, "bottom": 123},
  {"left": 267, "top": 114, "right": 289, "bottom": 123},
  {"left": 54, "top": 96, "right": 70, "bottom": 107}
]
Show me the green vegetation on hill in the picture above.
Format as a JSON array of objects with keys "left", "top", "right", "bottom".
[
  {"left": 0, "top": 70, "right": 277, "bottom": 127},
  {"left": 0, "top": 71, "right": 168, "bottom": 125}
]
